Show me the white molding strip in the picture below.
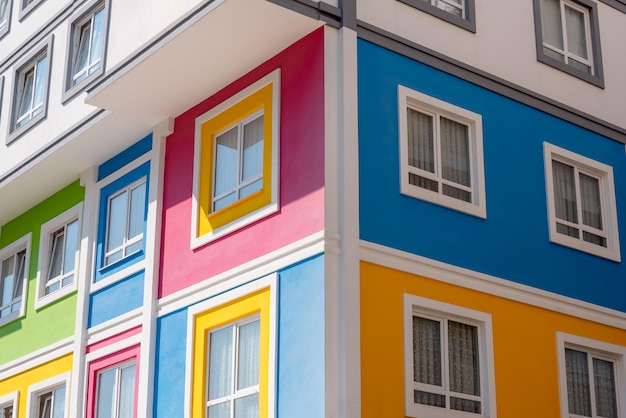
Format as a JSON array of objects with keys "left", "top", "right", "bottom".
[
  {"left": 360, "top": 240, "right": 626, "bottom": 329},
  {"left": 85, "top": 307, "right": 143, "bottom": 345},
  {"left": 0, "top": 336, "right": 74, "bottom": 380},
  {"left": 157, "top": 230, "right": 325, "bottom": 316}
]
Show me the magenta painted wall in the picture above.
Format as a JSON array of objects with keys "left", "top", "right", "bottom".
[{"left": 159, "top": 29, "right": 325, "bottom": 297}]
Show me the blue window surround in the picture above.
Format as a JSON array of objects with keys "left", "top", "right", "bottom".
[{"left": 95, "top": 162, "right": 150, "bottom": 282}]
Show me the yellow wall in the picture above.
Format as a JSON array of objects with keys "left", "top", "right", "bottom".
[
  {"left": 0, "top": 353, "right": 72, "bottom": 418},
  {"left": 361, "top": 261, "right": 626, "bottom": 417}
]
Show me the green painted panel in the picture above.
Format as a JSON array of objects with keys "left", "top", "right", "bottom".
[{"left": 0, "top": 180, "right": 84, "bottom": 365}]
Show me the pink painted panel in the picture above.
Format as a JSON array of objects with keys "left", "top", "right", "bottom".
[
  {"left": 86, "top": 326, "right": 141, "bottom": 353},
  {"left": 85, "top": 344, "right": 140, "bottom": 418},
  {"left": 160, "top": 28, "right": 325, "bottom": 297}
]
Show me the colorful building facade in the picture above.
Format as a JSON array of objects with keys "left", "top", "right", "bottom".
[{"left": 1, "top": 0, "right": 625, "bottom": 417}]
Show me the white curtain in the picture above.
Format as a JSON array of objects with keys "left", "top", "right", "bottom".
[
  {"left": 565, "top": 5, "right": 587, "bottom": 59},
  {"left": 237, "top": 320, "right": 260, "bottom": 390},
  {"left": 565, "top": 348, "right": 592, "bottom": 416},
  {"left": 593, "top": 358, "right": 617, "bottom": 418},
  {"left": 448, "top": 321, "right": 481, "bottom": 413},
  {"left": 407, "top": 108, "right": 438, "bottom": 193},
  {"left": 240, "top": 116, "right": 264, "bottom": 199},
  {"left": 96, "top": 369, "right": 116, "bottom": 418},
  {"left": 440, "top": 117, "right": 471, "bottom": 202},
  {"left": 118, "top": 364, "right": 136, "bottom": 418},
  {"left": 214, "top": 127, "right": 239, "bottom": 210},
  {"left": 412, "top": 316, "right": 445, "bottom": 407},
  {"left": 208, "top": 327, "right": 234, "bottom": 401},
  {"left": 541, "top": 0, "right": 564, "bottom": 50},
  {"left": 552, "top": 160, "right": 580, "bottom": 238},
  {"left": 579, "top": 173, "right": 606, "bottom": 246}
]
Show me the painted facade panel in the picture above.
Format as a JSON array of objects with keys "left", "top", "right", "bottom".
[
  {"left": 361, "top": 261, "right": 626, "bottom": 418},
  {"left": 160, "top": 28, "right": 325, "bottom": 298},
  {"left": 88, "top": 271, "right": 144, "bottom": 328},
  {"left": 0, "top": 181, "right": 83, "bottom": 365},
  {"left": 153, "top": 255, "right": 325, "bottom": 418},
  {"left": 358, "top": 39, "right": 626, "bottom": 312}
]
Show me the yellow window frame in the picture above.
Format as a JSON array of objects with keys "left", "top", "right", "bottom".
[
  {"left": 197, "top": 82, "right": 275, "bottom": 237},
  {"left": 192, "top": 287, "right": 271, "bottom": 418}
]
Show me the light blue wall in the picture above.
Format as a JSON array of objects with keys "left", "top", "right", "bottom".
[
  {"left": 153, "top": 255, "right": 325, "bottom": 417},
  {"left": 358, "top": 39, "right": 626, "bottom": 312},
  {"left": 88, "top": 271, "right": 144, "bottom": 327}
]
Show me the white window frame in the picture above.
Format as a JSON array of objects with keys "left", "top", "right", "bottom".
[
  {"left": 95, "top": 360, "right": 136, "bottom": 418},
  {"left": 398, "top": 86, "right": 486, "bottom": 218},
  {"left": 35, "top": 203, "right": 82, "bottom": 310},
  {"left": 0, "top": 234, "right": 31, "bottom": 327},
  {"left": 103, "top": 177, "right": 146, "bottom": 267},
  {"left": 8, "top": 37, "right": 52, "bottom": 144},
  {"left": 206, "top": 315, "right": 261, "bottom": 416},
  {"left": 556, "top": 332, "right": 626, "bottom": 418},
  {"left": 0, "top": 0, "right": 13, "bottom": 39},
  {"left": 403, "top": 294, "right": 496, "bottom": 418},
  {"left": 543, "top": 142, "right": 620, "bottom": 261},
  {"left": 18, "top": 0, "right": 44, "bottom": 21},
  {"left": 25, "top": 372, "right": 69, "bottom": 418},
  {"left": 0, "top": 392, "right": 18, "bottom": 418}
]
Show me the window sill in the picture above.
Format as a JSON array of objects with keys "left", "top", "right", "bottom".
[
  {"left": 34, "top": 285, "right": 77, "bottom": 311},
  {"left": 95, "top": 249, "right": 145, "bottom": 284},
  {"left": 537, "top": 54, "right": 605, "bottom": 88},
  {"left": 0, "top": 311, "right": 24, "bottom": 328}
]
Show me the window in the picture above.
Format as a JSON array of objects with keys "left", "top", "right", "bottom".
[
  {"left": 26, "top": 374, "right": 69, "bottom": 418},
  {"left": 95, "top": 361, "right": 136, "bottom": 418},
  {"left": 0, "top": 244, "right": 27, "bottom": 325},
  {"left": 104, "top": 178, "right": 146, "bottom": 266},
  {"left": 544, "top": 143, "right": 620, "bottom": 261},
  {"left": 0, "top": 405, "right": 13, "bottom": 418},
  {"left": 0, "top": 392, "right": 17, "bottom": 418},
  {"left": 64, "top": 0, "right": 109, "bottom": 101},
  {"left": 557, "top": 333, "right": 626, "bottom": 418},
  {"left": 36, "top": 204, "right": 81, "bottom": 309},
  {"left": 34, "top": 387, "right": 65, "bottom": 418},
  {"left": 189, "top": 276, "right": 276, "bottom": 418},
  {"left": 0, "top": 0, "right": 12, "bottom": 39},
  {"left": 533, "top": 0, "right": 604, "bottom": 87},
  {"left": 398, "top": 0, "right": 476, "bottom": 32},
  {"left": 192, "top": 69, "right": 280, "bottom": 248},
  {"left": 8, "top": 38, "right": 52, "bottom": 142},
  {"left": 404, "top": 294, "right": 495, "bottom": 418},
  {"left": 398, "top": 86, "right": 486, "bottom": 218},
  {"left": 19, "top": 0, "right": 44, "bottom": 20}
]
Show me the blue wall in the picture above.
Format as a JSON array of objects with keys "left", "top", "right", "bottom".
[
  {"left": 153, "top": 255, "right": 325, "bottom": 417},
  {"left": 358, "top": 40, "right": 626, "bottom": 312}
]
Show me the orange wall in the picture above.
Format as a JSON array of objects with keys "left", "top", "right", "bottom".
[{"left": 361, "top": 261, "right": 626, "bottom": 417}]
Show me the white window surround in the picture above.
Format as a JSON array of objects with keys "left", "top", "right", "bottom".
[
  {"left": 35, "top": 203, "right": 82, "bottom": 310},
  {"left": 556, "top": 332, "right": 626, "bottom": 418},
  {"left": 0, "top": 0, "right": 12, "bottom": 39},
  {"left": 191, "top": 69, "right": 280, "bottom": 250},
  {"left": 25, "top": 372, "right": 70, "bottom": 418},
  {"left": 95, "top": 360, "right": 136, "bottom": 418},
  {"left": 403, "top": 294, "right": 497, "bottom": 418},
  {"left": 398, "top": 85, "right": 486, "bottom": 219},
  {"left": 543, "top": 142, "right": 620, "bottom": 262},
  {"left": 0, "top": 391, "right": 18, "bottom": 418},
  {"left": 0, "top": 234, "right": 31, "bottom": 328},
  {"left": 18, "top": 0, "right": 44, "bottom": 21},
  {"left": 184, "top": 273, "right": 278, "bottom": 418}
]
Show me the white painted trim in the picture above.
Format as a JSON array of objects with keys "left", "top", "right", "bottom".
[
  {"left": 360, "top": 240, "right": 626, "bottom": 328},
  {"left": 34, "top": 202, "right": 83, "bottom": 310},
  {"left": 0, "top": 233, "right": 32, "bottom": 327},
  {"left": 183, "top": 273, "right": 278, "bottom": 418},
  {"left": 158, "top": 230, "right": 325, "bottom": 317},
  {"left": 0, "top": 391, "right": 18, "bottom": 418},
  {"left": 543, "top": 142, "right": 621, "bottom": 262},
  {"left": 25, "top": 372, "right": 71, "bottom": 418},
  {"left": 398, "top": 85, "right": 487, "bottom": 218},
  {"left": 85, "top": 306, "right": 143, "bottom": 345},
  {"left": 0, "top": 337, "right": 73, "bottom": 380},
  {"left": 137, "top": 118, "right": 174, "bottom": 418},
  {"left": 403, "top": 294, "right": 497, "bottom": 418},
  {"left": 556, "top": 332, "right": 626, "bottom": 418},
  {"left": 85, "top": 333, "right": 142, "bottom": 362},
  {"left": 95, "top": 152, "right": 151, "bottom": 188},
  {"left": 190, "top": 69, "right": 280, "bottom": 249}
]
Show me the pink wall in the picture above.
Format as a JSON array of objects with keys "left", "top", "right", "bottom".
[{"left": 160, "top": 28, "right": 325, "bottom": 297}]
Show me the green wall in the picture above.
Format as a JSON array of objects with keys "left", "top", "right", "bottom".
[{"left": 0, "top": 180, "right": 84, "bottom": 365}]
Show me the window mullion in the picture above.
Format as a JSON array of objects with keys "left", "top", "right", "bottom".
[
  {"left": 441, "top": 318, "right": 450, "bottom": 407},
  {"left": 560, "top": 0, "right": 570, "bottom": 64},
  {"left": 587, "top": 354, "right": 598, "bottom": 418},
  {"left": 231, "top": 323, "right": 239, "bottom": 417},
  {"left": 434, "top": 114, "right": 442, "bottom": 195},
  {"left": 237, "top": 123, "right": 244, "bottom": 199}
]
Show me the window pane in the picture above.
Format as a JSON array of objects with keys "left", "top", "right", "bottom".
[
  {"left": 213, "top": 193, "right": 238, "bottom": 212},
  {"left": 214, "top": 127, "right": 239, "bottom": 197},
  {"left": 239, "top": 179, "right": 263, "bottom": 200},
  {"left": 0, "top": 405, "right": 13, "bottom": 418},
  {"left": 90, "top": 9, "right": 105, "bottom": 68},
  {"left": 435, "top": 0, "right": 463, "bottom": 18},
  {"left": 234, "top": 393, "right": 259, "bottom": 418},
  {"left": 208, "top": 401, "right": 230, "bottom": 418},
  {"left": 0, "top": 0, "right": 8, "bottom": 27},
  {"left": 118, "top": 364, "right": 136, "bottom": 418},
  {"left": 39, "top": 393, "right": 51, "bottom": 418},
  {"left": 208, "top": 326, "right": 234, "bottom": 401},
  {"left": 237, "top": 320, "right": 260, "bottom": 390},
  {"left": 52, "top": 386, "right": 66, "bottom": 418},
  {"left": 442, "top": 184, "right": 471, "bottom": 202},
  {"left": 73, "top": 23, "right": 91, "bottom": 80},
  {"left": 47, "top": 230, "right": 64, "bottom": 282},
  {"left": 96, "top": 369, "right": 116, "bottom": 418},
  {"left": 63, "top": 220, "right": 79, "bottom": 280},
  {"left": 128, "top": 182, "right": 146, "bottom": 242},
  {"left": 413, "top": 316, "right": 442, "bottom": 386},
  {"left": 552, "top": 160, "right": 578, "bottom": 224},
  {"left": 565, "top": 5, "right": 588, "bottom": 59},
  {"left": 593, "top": 358, "right": 617, "bottom": 418},
  {"left": 414, "top": 390, "right": 445, "bottom": 408},
  {"left": 107, "top": 190, "right": 128, "bottom": 254},
  {"left": 1, "top": 256, "right": 15, "bottom": 311},
  {"left": 242, "top": 116, "right": 264, "bottom": 182},
  {"left": 440, "top": 117, "right": 470, "bottom": 187},
  {"left": 448, "top": 320, "right": 480, "bottom": 397},
  {"left": 409, "top": 174, "right": 439, "bottom": 193},
  {"left": 450, "top": 397, "right": 481, "bottom": 413},
  {"left": 33, "top": 56, "right": 47, "bottom": 111},
  {"left": 541, "top": 0, "right": 564, "bottom": 49},
  {"left": 407, "top": 109, "right": 435, "bottom": 173},
  {"left": 579, "top": 173, "right": 602, "bottom": 231},
  {"left": 18, "top": 69, "right": 35, "bottom": 121},
  {"left": 565, "top": 348, "right": 592, "bottom": 417}
]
